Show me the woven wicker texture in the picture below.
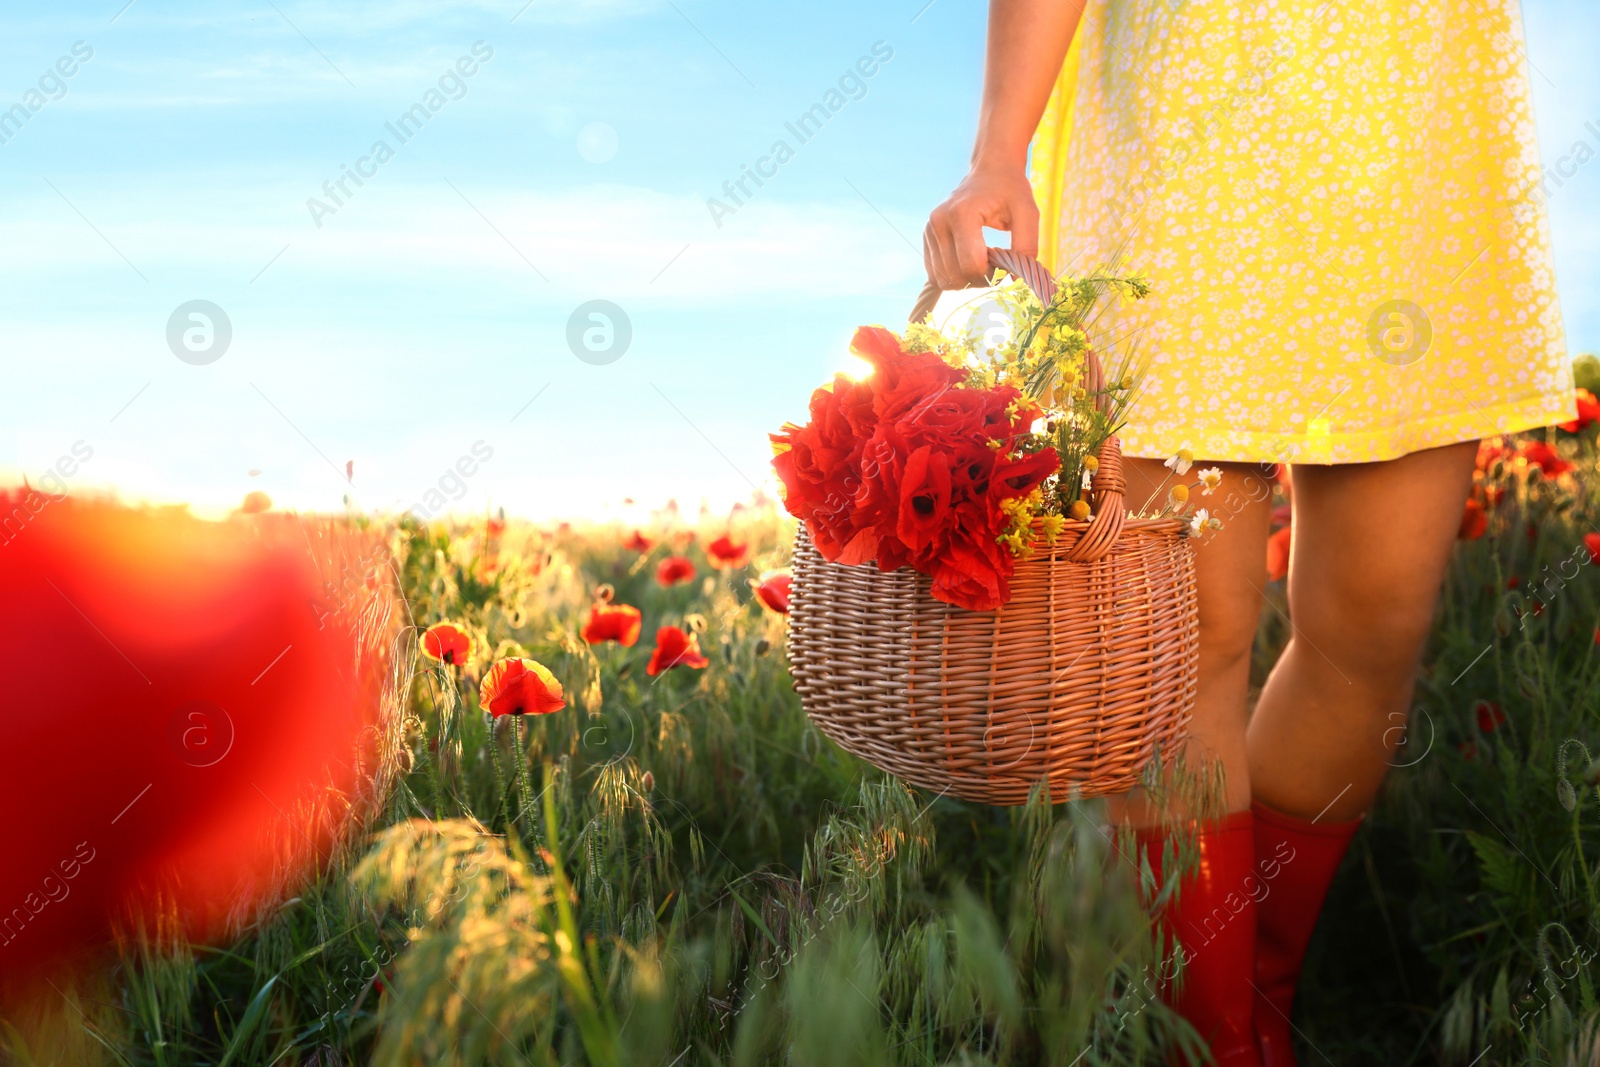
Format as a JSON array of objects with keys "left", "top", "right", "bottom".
[{"left": 785, "top": 248, "right": 1200, "bottom": 804}]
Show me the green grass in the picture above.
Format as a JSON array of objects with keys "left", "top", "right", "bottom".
[{"left": 6, "top": 426, "right": 1600, "bottom": 1066}]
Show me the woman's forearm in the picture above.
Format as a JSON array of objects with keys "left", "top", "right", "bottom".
[
  {"left": 972, "top": 0, "right": 1083, "bottom": 170},
  {"left": 924, "top": 0, "right": 1080, "bottom": 284}
]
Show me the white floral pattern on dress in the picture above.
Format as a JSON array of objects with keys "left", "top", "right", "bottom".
[{"left": 1029, "top": 0, "right": 1573, "bottom": 464}]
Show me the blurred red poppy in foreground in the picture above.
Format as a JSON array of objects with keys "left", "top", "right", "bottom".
[
  {"left": 707, "top": 534, "right": 750, "bottom": 569},
  {"left": 479, "top": 658, "right": 566, "bottom": 716},
  {"left": 657, "top": 555, "right": 696, "bottom": 586},
  {"left": 1584, "top": 532, "right": 1600, "bottom": 565},
  {"left": 0, "top": 492, "right": 397, "bottom": 995},
  {"left": 623, "top": 529, "right": 654, "bottom": 553},
  {"left": 647, "top": 626, "right": 709, "bottom": 675},
  {"left": 1458, "top": 499, "right": 1487, "bottom": 541},
  {"left": 422, "top": 622, "right": 472, "bottom": 665},
  {"left": 582, "top": 603, "right": 642, "bottom": 647},
  {"left": 752, "top": 570, "right": 792, "bottom": 614}
]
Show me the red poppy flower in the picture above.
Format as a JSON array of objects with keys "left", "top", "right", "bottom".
[
  {"left": 582, "top": 602, "right": 642, "bottom": 647},
  {"left": 1560, "top": 388, "right": 1600, "bottom": 433},
  {"left": 0, "top": 496, "right": 396, "bottom": 981},
  {"left": 1458, "top": 741, "right": 1478, "bottom": 762},
  {"left": 657, "top": 555, "right": 696, "bottom": 586},
  {"left": 241, "top": 491, "right": 272, "bottom": 514},
  {"left": 707, "top": 534, "right": 750, "bottom": 569},
  {"left": 479, "top": 657, "right": 566, "bottom": 716},
  {"left": 623, "top": 529, "right": 654, "bottom": 553},
  {"left": 768, "top": 325, "right": 1058, "bottom": 611},
  {"left": 752, "top": 570, "right": 792, "bottom": 614},
  {"left": 422, "top": 622, "right": 472, "bottom": 665},
  {"left": 646, "top": 625, "right": 709, "bottom": 675},
  {"left": 896, "top": 446, "right": 953, "bottom": 555},
  {"left": 1474, "top": 700, "right": 1506, "bottom": 733},
  {"left": 1518, "top": 440, "right": 1573, "bottom": 477},
  {"left": 851, "top": 326, "right": 965, "bottom": 422},
  {"left": 991, "top": 446, "right": 1060, "bottom": 499},
  {"left": 1584, "top": 532, "right": 1600, "bottom": 565},
  {"left": 1458, "top": 499, "right": 1487, "bottom": 541},
  {"left": 1266, "top": 525, "right": 1292, "bottom": 582},
  {"left": 930, "top": 531, "right": 1010, "bottom": 611}
]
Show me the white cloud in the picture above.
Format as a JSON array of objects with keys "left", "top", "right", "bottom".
[{"left": 0, "top": 179, "right": 924, "bottom": 304}]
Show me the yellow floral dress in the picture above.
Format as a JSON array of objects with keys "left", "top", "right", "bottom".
[{"left": 1029, "top": 0, "right": 1573, "bottom": 464}]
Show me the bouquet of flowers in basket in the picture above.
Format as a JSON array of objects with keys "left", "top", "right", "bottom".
[{"left": 770, "top": 270, "right": 1220, "bottom": 612}]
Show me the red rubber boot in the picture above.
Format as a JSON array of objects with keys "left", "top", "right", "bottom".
[
  {"left": 1134, "top": 811, "right": 1263, "bottom": 1067},
  {"left": 1251, "top": 802, "right": 1363, "bottom": 1067}
]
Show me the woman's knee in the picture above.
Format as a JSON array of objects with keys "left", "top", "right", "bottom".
[
  {"left": 1196, "top": 588, "right": 1263, "bottom": 676},
  {"left": 1291, "top": 571, "right": 1437, "bottom": 688}
]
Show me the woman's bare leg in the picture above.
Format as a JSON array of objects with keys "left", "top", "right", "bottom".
[
  {"left": 1247, "top": 442, "right": 1478, "bottom": 821},
  {"left": 1109, "top": 457, "right": 1276, "bottom": 823}
]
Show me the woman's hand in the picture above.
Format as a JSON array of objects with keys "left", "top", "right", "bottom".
[
  {"left": 923, "top": 161, "right": 1040, "bottom": 290},
  {"left": 922, "top": 0, "right": 1084, "bottom": 290}
]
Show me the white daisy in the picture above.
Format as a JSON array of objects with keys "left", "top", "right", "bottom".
[
  {"left": 1197, "top": 467, "right": 1222, "bottom": 495},
  {"left": 1164, "top": 449, "right": 1194, "bottom": 477}
]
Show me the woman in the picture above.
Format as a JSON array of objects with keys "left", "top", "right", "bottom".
[{"left": 924, "top": 2, "right": 1572, "bottom": 1063}]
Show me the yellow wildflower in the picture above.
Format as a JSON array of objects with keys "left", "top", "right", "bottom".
[
  {"left": 1069, "top": 499, "right": 1091, "bottom": 521},
  {"left": 1083, "top": 455, "right": 1099, "bottom": 472},
  {"left": 1040, "top": 513, "right": 1066, "bottom": 543}
]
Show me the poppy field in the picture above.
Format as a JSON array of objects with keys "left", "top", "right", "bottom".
[{"left": 10, "top": 372, "right": 1600, "bottom": 1066}]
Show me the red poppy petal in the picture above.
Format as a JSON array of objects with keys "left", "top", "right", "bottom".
[{"left": 479, "top": 658, "right": 566, "bottom": 716}]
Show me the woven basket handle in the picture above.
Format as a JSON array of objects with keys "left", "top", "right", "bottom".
[{"left": 909, "top": 247, "right": 1126, "bottom": 562}]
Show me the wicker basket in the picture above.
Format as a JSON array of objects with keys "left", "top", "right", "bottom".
[{"left": 785, "top": 249, "right": 1199, "bottom": 805}]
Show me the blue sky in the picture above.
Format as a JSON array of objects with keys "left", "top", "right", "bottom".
[{"left": 3, "top": 0, "right": 1596, "bottom": 521}]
